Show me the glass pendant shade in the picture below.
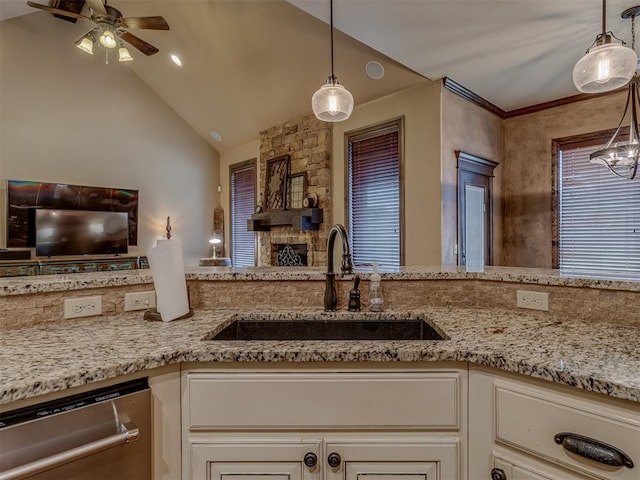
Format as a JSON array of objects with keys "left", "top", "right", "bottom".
[
  {"left": 118, "top": 47, "right": 133, "bottom": 62},
  {"left": 312, "top": 77, "right": 354, "bottom": 122},
  {"left": 573, "top": 41, "right": 637, "bottom": 93},
  {"left": 75, "top": 36, "right": 94, "bottom": 55},
  {"left": 99, "top": 30, "right": 117, "bottom": 49}
]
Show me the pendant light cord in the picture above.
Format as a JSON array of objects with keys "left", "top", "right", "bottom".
[
  {"left": 330, "top": 0, "right": 335, "bottom": 84},
  {"left": 602, "top": 0, "right": 606, "bottom": 35}
]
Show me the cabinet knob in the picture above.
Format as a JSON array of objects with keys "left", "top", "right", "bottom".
[
  {"left": 490, "top": 468, "right": 507, "bottom": 480},
  {"left": 327, "top": 452, "right": 342, "bottom": 468},
  {"left": 303, "top": 452, "right": 317, "bottom": 468}
]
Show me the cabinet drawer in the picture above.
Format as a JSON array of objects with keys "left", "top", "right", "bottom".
[
  {"left": 187, "top": 371, "right": 461, "bottom": 430},
  {"left": 495, "top": 381, "right": 640, "bottom": 479}
]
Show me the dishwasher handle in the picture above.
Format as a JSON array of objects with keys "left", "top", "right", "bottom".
[{"left": 0, "top": 421, "right": 139, "bottom": 480}]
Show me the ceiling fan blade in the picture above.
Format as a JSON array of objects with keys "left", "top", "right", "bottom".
[
  {"left": 120, "top": 31, "right": 159, "bottom": 56},
  {"left": 84, "top": 0, "right": 107, "bottom": 15},
  {"left": 26, "top": 1, "right": 87, "bottom": 20},
  {"left": 122, "top": 16, "right": 169, "bottom": 30}
]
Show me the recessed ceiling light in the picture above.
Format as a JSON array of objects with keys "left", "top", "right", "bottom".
[
  {"left": 170, "top": 54, "right": 182, "bottom": 67},
  {"left": 210, "top": 131, "right": 222, "bottom": 142},
  {"left": 365, "top": 61, "right": 384, "bottom": 80}
]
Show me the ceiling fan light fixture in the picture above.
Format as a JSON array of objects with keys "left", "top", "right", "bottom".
[
  {"left": 118, "top": 46, "right": 133, "bottom": 62},
  {"left": 75, "top": 32, "right": 96, "bottom": 55},
  {"left": 312, "top": 76, "right": 354, "bottom": 122},
  {"left": 312, "top": 0, "right": 353, "bottom": 123},
  {"left": 99, "top": 29, "right": 117, "bottom": 49},
  {"left": 75, "top": 36, "right": 94, "bottom": 55}
]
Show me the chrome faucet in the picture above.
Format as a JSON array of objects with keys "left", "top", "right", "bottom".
[{"left": 324, "top": 224, "right": 353, "bottom": 311}]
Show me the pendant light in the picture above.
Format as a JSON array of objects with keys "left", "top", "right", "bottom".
[
  {"left": 573, "top": 0, "right": 637, "bottom": 93},
  {"left": 590, "top": 6, "right": 640, "bottom": 180},
  {"left": 312, "top": 0, "right": 354, "bottom": 122}
]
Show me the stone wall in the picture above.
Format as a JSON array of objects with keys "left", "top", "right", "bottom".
[
  {"left": 2, "top": 278, "right": 640, "bottom": 331},
  {"left": 258, "top": 114, "right": 331, "bottom": 266}
]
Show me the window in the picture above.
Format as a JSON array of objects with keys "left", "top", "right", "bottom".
[
  {"left": 346, "top": 118, "right": 403, "bottom": 268},
  {"left": 557, "top": 135, "right": 640, "bottom": 278},
  {"left": 230, "top": 159, "right": 256, "bottom": 267}
]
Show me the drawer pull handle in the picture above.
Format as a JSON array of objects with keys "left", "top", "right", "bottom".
[
  {"left": 327, "top": 452, "right": 342, "bottom": 468},
  {"left": 303, "top": 452, "right": 317, "bottom": 468},
  {"left": 554, "top": 432, "right": 634, "bottom": 469},
  {"left": 490, "top": 468, "right": 507, "bottom": 480}
]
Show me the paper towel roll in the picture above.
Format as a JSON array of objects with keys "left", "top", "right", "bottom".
[{"left": 147, "top": 239, "right": 190, "bottom": 321}]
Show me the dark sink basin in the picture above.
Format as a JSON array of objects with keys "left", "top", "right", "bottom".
[{"left": 208, "top": 317, "right": 445, "bottom": 341}]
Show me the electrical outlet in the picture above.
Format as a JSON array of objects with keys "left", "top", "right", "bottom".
[
  {"left": 125, "top": 291, "right": 156, "bottom": 312},
  {"left": 64, "top": 296, "right": 103, "bottom": 319},
  {"left": 517, "top": 290, "right": 549, "bottom": 311}
]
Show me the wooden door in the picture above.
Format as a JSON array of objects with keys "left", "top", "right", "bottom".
[
  {"left": 190, "top": 440, "right": 321, "bottom": 480},
  {"left": 324, "top": 439, "right": 460, "bottom": 480},
  {"left": 457, "top": 151, "right": 498, "bottom": 267}
]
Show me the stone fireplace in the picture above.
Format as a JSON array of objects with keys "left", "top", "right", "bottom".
[
  {"left": 258, "top": 114, "right": 331, "bottom": 267},
  {"left": 273, "top": 243, "right": 308, "bottom": 266}
]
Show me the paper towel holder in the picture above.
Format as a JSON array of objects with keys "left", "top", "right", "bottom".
[
  {"left": 144, "top": 285, "right": 194, "bottom": 321},
  {"left": 144, "top": 308, "right": 194, "bottom": 322}
]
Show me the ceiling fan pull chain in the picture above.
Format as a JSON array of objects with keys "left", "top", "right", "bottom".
[{"left": 105, "top": 47, "right": 109, "bottom": 65}]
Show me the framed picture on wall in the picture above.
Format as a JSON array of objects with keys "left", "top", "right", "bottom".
[
  {"left": 264, "top": 155, "right": 290, "bottom": 210},
  {"left": 286, "top": 173, "right": 306, "bottom": 209}
]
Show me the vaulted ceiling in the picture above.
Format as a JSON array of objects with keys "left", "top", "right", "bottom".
[{"left": 1, "top": 0, "right": 637, "bottom": 153}]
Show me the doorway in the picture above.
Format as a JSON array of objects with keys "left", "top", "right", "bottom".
[{"left": 457, "top": 151, "right": 498, "bottom": 267}]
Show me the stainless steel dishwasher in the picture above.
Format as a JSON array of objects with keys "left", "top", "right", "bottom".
[{"left": 0, "top": 378, "right": 151, "bottom": 480}]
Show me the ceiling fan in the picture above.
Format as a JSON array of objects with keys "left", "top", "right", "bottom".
[{"left": 26, "top": 0, "right": 169, "bottom": 61}]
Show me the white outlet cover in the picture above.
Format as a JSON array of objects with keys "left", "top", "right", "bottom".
[
  {"left": 64, "top": 296, "right": 103, "bottom": 319},
  {"left": 125, "top": 291, "right": 156, "bottom": 312},
  {"left": 516, "top": 290, "right": 549, "bottom": 311}
]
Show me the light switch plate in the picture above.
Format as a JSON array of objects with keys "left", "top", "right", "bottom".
[
  {"left": 64, "top": 296, "right": 103, "bottom": 319},
  {"left": 517, "top": 290, "right": 549, "bottom": 311}
]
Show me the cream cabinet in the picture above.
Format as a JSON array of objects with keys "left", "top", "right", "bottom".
[
  {"left": 469, "top": 366, "right": 640, "bottom": 480},
  {"left": 190, "top": 438, "right": 459, "bottom": 480},
  {"left": 182, "top": 365, "right": 467, "bottom": 480}
]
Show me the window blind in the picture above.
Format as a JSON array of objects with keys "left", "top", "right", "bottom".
[
  {"left": 231, "top": 163, "right": 256, "bottom": 267},
  {"left": 559, "top": 144, "right": 640, "bottom": 279},
  {"left": 348, "top": 128, "right": 401, "bottom": 269}
]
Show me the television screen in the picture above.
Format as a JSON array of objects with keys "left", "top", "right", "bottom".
[{"left": 35, "top": 209, "right": 128, "bottom": 257}]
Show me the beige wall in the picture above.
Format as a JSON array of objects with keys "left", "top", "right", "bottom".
[
  {"left": 219, "top": 140, "right": 260, "bottom": 259},
  {"left": 331, "top": 81, "right": 442, "bottom": 266},
  {"left": 440, "top": 87, "right": 505, "bottom": 266},
  {"left": 503, "top": 91, "right": 627, "bottom": 268},
  {"left": 0, "top": 15, "right": 219, "bottom": 265}
]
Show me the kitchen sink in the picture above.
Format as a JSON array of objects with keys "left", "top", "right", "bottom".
[{"left": 206, "top": 316, "right": 446, "bottom": 341}]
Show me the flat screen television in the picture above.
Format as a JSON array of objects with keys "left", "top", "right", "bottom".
[{"left": 35, "top": 209, "right": 128, "bottom": 257}]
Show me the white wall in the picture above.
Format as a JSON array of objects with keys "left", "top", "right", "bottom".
[{"left": 0, "top": 14, "right": 219, "bottom": 265}]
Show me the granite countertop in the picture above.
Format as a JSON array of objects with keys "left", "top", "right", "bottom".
[
  {"left": 1, "top": 307, "right": 638, "bottom": 406},
  {"left": 1, "top": 266, "right": 640, "bottom": 297}
]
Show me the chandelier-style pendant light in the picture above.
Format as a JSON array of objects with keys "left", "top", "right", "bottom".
[
  {"left": 573, "top": 0, "right": 637, "bottom": 93},
  {"left": 312, "top": 0, "right": 354, "bottom": 122},
  {"left": 590, "top": 6, "right": 640, "bottom": 180}
]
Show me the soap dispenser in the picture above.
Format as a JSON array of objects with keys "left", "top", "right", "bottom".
[
  {"left": 368, "top": 263, "right": 384, "bottom": 312},
  {"left": 348, "top": 276, "right": 361, "bottom": 311}
]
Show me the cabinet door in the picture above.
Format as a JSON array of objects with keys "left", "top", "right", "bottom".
[
  {"left": 324, "top": 439, "right": 460, "bottom": 480},
  {"left": 191, "top": 440, "right": 321, "bottom": 480},
  {"left": 494, "top": 457, "right": 590, "bottom": 480}
]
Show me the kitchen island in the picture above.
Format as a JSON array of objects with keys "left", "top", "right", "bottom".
[{"left": 1, "top": 267, "right": 638, "bottom": 480}]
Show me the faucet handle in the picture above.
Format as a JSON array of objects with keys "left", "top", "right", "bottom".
[{"left": 341, "top": 254, "right": 353, "bottom": 274}]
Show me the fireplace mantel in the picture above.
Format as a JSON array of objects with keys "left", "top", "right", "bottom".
[{"left": 248, "top": 208, "right": 323, "bottom": 232}]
